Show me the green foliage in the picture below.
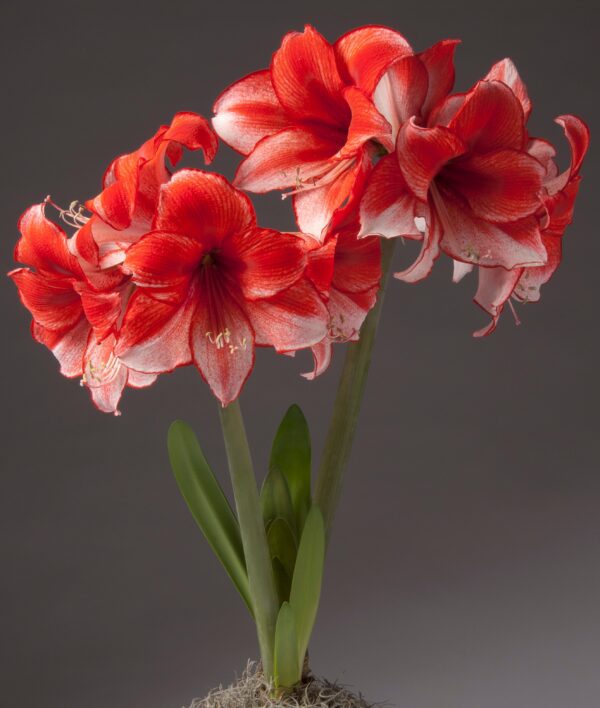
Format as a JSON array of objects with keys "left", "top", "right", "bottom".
[
  {"left": 167, "top": 420, "right": 252, "bottom": 615},
  {"left": 270, "top": 405, "right": 312, "bottom": 531},
  {"left": 274, "top": 602, "right": 301, "bottom": 689}
]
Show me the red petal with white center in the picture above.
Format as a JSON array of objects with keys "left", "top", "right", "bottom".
[
  {"left": 190, "top": 289, "right": 254, "bottom": 406},
  {"left": 156, "top": 170, "right": 256, "bottom": 243},
  {"left": 396, "top": 119, "right": 467, "bottom": 201},
  {"left": 16, "top": 204, "right": 83, "bottom": 277},
  {"left": 32, "top": 318, "right": 90, "bottom": 378},
  {"left": 333, "top": 230, "right": 381, "bottom": 294},
  {"left": 372, "top": 55, "right": 428, "bottom": 137},
  {"left": 10, "top": 269, "right": 83, "bottom": 331},
  {"left": 212, "top": 70, "right": 291, "bottom": 155},
  {"left": 233, "top": 126, "right": 343, "bottom": 193},
  {"left": 83, "top": 334, "right": 128, "bottom": 415},
  {"left": 394, "top": 208, "right": 442, "bottom": 283},
  {"left": 271, "top": 25, "right": 349, "bottom": 127},
  {"left": 245, "top": 280, "right": 328, "bottom": 352},
  {"left": 124, "top": 231, "right": 202, "bottom": 299},
  {"left": 473, "top": 265, "right": 522, "bottom": 337},
  {"left": 292, "top": 155, "right": 360, "bottom": 240},
  {"left": 334, "top": 25, "right": 413, "bottom": 96},
  {"left": 302, "top": 340, "right": 332, "bottom": 380},
  {"left": 224, "top": 227, "right": 306, "bottom": 299},
  {"left": 419, "top": 39, "right": 460, "bottom": 119},
  {"left": 448, "top": 149, "right": 545, "bottom": 222},
  {"left": 449, "top": 80, "right": 526, "bottom": 153},
  {"left": 358, "top": 153, "right": 422, "bottom": 239},
  {"left": 484, "top": 59, "right": 532, "bottom": 120},
  {"left": 339, "top": 86, "right": 393, "bottom": 157},
  {"left": 116, "top": 289, "right": 195, "bottom": 373},
  {"left": 437, "top": 192, "right": 547, "bottom": 269}
]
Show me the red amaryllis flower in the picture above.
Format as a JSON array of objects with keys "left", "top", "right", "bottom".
[
  {"left": 298, "top": 218, "right": 382, "bottom": 379},
  {"left": 466, "top": 112, "right": 590, "bottom": 335},
  {"left": 212, "top": 25, "right": 412, "bottom": 239},
  {"left": 76, "top": 112, "right": 218, "bottom": 272},
  {"left": 117, "top": 169, "right": 329, "bottom": 405},
  {"left": 9, "top": 203, "right": 155, "bottom": 414}
]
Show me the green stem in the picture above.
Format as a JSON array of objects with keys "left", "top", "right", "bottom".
[
  {"left": 219, "top": 400, "right": 279, "bottom": 678},
  {"left": 315, "top": 238, "right": 396, "bottom": 543}
]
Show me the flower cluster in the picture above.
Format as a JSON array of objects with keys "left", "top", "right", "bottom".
[{"left": 10, "top": 25, "right": 589, "bottom": 413}]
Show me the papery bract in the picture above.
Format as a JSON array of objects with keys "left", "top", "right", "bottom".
[{"left": 118, "top": 169, "right": 329, "bottom": 405}]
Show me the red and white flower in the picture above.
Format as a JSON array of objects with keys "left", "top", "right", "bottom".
[
  {"left": 118, "top": 169, "right": 329, "bottom": 405},
  {"left": 212, "top": 25, "right": 412, "bottom": 240},
  {"left": 9, "top": 203, "right": 155, "bottom": 414}
]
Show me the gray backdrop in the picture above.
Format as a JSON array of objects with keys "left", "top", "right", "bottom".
[{"left": 1, "top": 1, "right": 598, "bottom": 706}]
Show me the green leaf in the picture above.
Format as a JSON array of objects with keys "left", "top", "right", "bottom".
[
  {"left": 289, "top": 504, "right": 325, "bottom": 666},
  {"left": 168, "top": 420, "right": 252, "bottom": 615},
  {"left": 260, "top": 466, "right": 296, "bottom": 538},
  {"left": 274, "top": 602, "right": 301, "bottom": 689},
  {"left": 271, "top": 557, "right": 292, "bottom": 607},
  {"left": 267, "top": 517, "right": 297, "bottom": 581},
  {"left": 270, "top": 405, "right": 312, "bottom": 531}
]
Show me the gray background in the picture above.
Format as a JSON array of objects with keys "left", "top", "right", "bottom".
[{"left": 1, "top": 0, "right": 598, "bottom": 706}]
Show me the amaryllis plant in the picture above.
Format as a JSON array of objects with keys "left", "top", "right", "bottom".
[{"left": 10, "top": 23, "right": 588, "bottom": 701}]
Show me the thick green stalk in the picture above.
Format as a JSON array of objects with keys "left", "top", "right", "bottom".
[
  {"left": 315, "top": 238, "right": 396, "bottom": 542},
  {"left": 219, "top": 400, "right": 279, "bottom": 678}
]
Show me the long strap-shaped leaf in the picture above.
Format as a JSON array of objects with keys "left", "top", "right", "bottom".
[
  {"left": 289, "top": 504, "right": 325, "bottom": 667},
  {"left": 168, "top": 420, "right": 253, "bottom": 615},
  {"left": 274, "top": 602, "right": 301, "bottom": 689}
]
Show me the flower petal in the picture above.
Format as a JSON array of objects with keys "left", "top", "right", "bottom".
[
  {"left": 484, "top": 58, "right": 531, "bottom": 121},
  {"left": 32, "top": 318, "right": 90, "bottom": 378},
  {"left": 334, "top": 25, "right": 413, "bottom": 96},
  {"left": 419, "top": 39, "right": 460, "bottom": 119},
  {"left": 233, "top": 126, "right": 342, "bottom": 193},
  {"left": 271, "top": 25, "right": 349, "bottom": 127},
  {"left": 473, "top": 265, "right": 522, "bottom": 337},
  {"left": 155, "top": 169, "right": 255, "bottom": 243},
  {"left": 191, "top": 290, "right": 254, "bottom": 406},
  {"left": 332, "top": 229, "right": 381, "bottom": 294},
  {"left": 224, "top": 228, "right": 306, "bottom": 299},
  {"left": 449, "top": 80, "right": 526, "bottom": 152},
  {"left": 358, "top": 153, "right": 423, "bottom": 239},
  {"left": 339, "top": 86, "right": 393, "bottom": 157},
  {"left": 394, "top": 207, "right": 443, "bottom": 283},
  {"left": 396, "top": 119, "right": 467, "bottom": 201},
  {"left": 448, "top": 149, "right": 545, "bottom": 222},
  {"left": 212, "top": 70, "right": 291, "bottom": 155},
  {"left": 301, "top": 340, "right": 332, "bottom": 380},
  {"left": 10, "top": 268, "right": 83, "bottom": 331},
  {"left": 245, "top": 280, "right": 328, "bottom": 352},
  {"left": 83, "top": 334, "right": 128, "bottom": 415},
  {"left": 513, "top": 235, "right": 561, "bottom": 304}
]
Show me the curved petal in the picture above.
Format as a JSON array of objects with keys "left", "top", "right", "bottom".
[
  {"left": 212, "top": 70, "right": 291, "bottom": 155},
  {"left": 32, "top": 318, "right": 90, "bottom": 378},
  {"left": 396, "top": 119, "right": 467, "bottom": 201},
  {"left": 358, "top": 153, "right": 422, "bottom": 239},
  {"left": 334, "top": 25, "right": 413, "bottom": 95},
  {"left": 484, "top": 58, "right": 532, "bottom": 120},
  {"left": 472, "top": 265, "right": 522, "bottom": 337},
  {"left": 339, "top": 86, "right": 393, "bottom": 157},
  {"left": 333, "top": 230, "right": 381, "bottom": 293},
  {"left": 78, "top": 287, "right": 123, "bottom": 341},
  {"left": 301, "top": 340, "right": 332, "bottom": 380},
  {"left": 190, "top": 289, "right": 254, "bottom": 406},
  {"left": 419, "top": 39, "right": 460, "bottom": 119},
  {"left": 437, "top": 191, "right": 547, "bottom": 269},
  {"left": 327, "top": 285, "right": 379, "bottom": 341},
  {"left": 448, "top": 149, "right": 545, "bottom": 222},
  {"left": 372, "top": 55, "right": 429, "bottom": 138},
  {"left": 224, "top": 227, "right": 306, "bottom": 299},
  {"left": 233, "top": 126, "right": 342, "bottom": 193},
  {"left": 394, "top": 207, "right": 442, "bottom": 283},
  {"left": 155, "top": 169, "right": 256, "bottom": 244},
  {"left": 245, "top": 280, "right": 328, "bottom": 352},
  {"left": 513, "top": 235, "right": 561, "bottom": 304},
  {"left": 16, "top": 204, "right": 83, "bottom": 277},
  {"left": 161, "top": 112, "right": 218, "bottom": 164},
  {"left": 271, "top": 25, "right": 349, "bottom": 127},
  {"left": 10, "top": 268, "right": 83, "bottom": 331},
  {"left": 116, "top": 289, "right": 196, "bottom": 373},
  {"left": 83, "top": 334, "right": 128, "bottom": 415},
  {"left": 448, "top": 80, "right": 526, "bottom": 152},
  {"left": 544, "top": 115, "right": 591, "bottom": 195}
]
